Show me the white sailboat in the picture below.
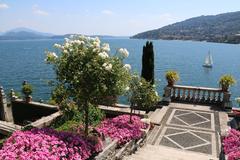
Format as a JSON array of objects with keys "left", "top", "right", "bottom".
[{"left": 203, "top": 51, "right": 213, "bottom": 68}]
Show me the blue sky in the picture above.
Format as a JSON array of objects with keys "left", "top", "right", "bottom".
[{"left": 0, "top": 0, "right": 239, "bottom": 36}]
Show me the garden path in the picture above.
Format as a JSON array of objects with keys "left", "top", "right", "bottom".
[{"left": 124, "top": 103, "right": 229, "bottom": 160}]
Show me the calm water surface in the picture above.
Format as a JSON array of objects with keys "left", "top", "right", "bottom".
[{"left": 0, "top": 38, "right": 239, "bottom": 105}]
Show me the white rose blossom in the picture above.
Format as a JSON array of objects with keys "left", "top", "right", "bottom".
[
  {"left": 65, "top": 42, "right": 70, "bottom": 48},
  {"left": 103, "top": 63, "right": 112, "bottom": 71},
  {"left": 92, "top": 37, "right": 100, "bottom": 48},
  {"left": 63, "top": 49, "right": 68, "bottom": 53},
  {"left": 123, "top": 64, "right": 131, "bottom": 71},
  {"left": 125, "top": 86, "right": 130, "bottom": 91},
  {"left": 47, "top": 52, "right": 58, "bottom": 58},
  {"left": 69, "top": 35, "right": 76, "bottom": 39},
  {"left": 64, "top": 38, "right": 69, "bottom": 42},
  {"left": 53, "top": 43, "right": 62, "bottom": 49},
  {"left": 155, "top": 91, "right": 159, "bottom": 96},
  {"left": 118, "top": 48, "right": 129, "bottom": 58},
  {"left": 102, "top": 43, "right": 110, "bottom": 52},
  {"left": 45, "top": 51, "right": 58, "bottom": 63},
  {"left": 98, "top": 52, "right": 109, "bottom": 59},
  {"left": 93, "top": 41, "right": 100, "bottom": 48},
  {"left": 72, "top": 40, "right": 84, "bottom": 45}
]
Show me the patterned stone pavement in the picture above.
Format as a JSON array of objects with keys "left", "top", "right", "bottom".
[
  {"left": 155, "top": 107, "right": 219, "bottom": 157},
  {"left": 124, "top": 103, "right": 226, "bottom": 160}
]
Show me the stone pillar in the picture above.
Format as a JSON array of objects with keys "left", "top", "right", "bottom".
[
  {"left": 223, "top": 91, "right": 232, "bottom": 110},
  {"left": 0, "top": 86, "right": 14, "bottom": 122},
  {"left": 0, "top": 86, "right": 5, "bottom": 120},
  {"left": 10, "top": 89, "right": 17, "bottom": 101},
  {"left": 162, "top": 86, "right": 172, "bottom": 104}
]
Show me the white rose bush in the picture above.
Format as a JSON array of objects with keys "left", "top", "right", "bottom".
[
  {"left": 46, "top": 35, "right": 131, "bottom": 135},
  {"left": 127, "top": 75, "right": 160, "bottom": 111}
]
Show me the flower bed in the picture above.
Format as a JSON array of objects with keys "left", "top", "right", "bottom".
[
  {"left": 0, "top": 128, "right": 103, "bottom": 160},
  {"left": 223, "top": 129, "right": 240, "bottom": 160},
  {"left": 96, "top": 115, "right": 148, "bottom": 145}
]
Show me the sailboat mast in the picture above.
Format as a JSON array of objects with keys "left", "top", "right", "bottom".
[{"left": 208, "top": 51, "right": 213, "bottom": 65}]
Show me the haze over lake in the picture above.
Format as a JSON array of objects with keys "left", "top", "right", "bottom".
[{"left": 0, "top": 38, "right": 239, "bottom": 105}]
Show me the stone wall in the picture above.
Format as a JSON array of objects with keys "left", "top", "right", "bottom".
[{"left": 11, "top": 100, "right": 58, "bottom": 125}]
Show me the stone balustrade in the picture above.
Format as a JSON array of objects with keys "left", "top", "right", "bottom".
[{"left": 163, "top": 85, "right": 232, "bottom": 109}]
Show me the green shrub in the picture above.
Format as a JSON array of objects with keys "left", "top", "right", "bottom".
[
  {"left": 22, "top": 84, "right": 33, "bottom": 96},
  {"left": 48, "top": 98, "right": 57, "bottom": 105},
  {"left": 219, "top": 74, "right": 236, "bottom": 90},
  {"left": 127, "top": 75, "right": 160, "bottom": 110},
  {"left": 55, "top": 120, "right": 80, "bottom": 132},
  {"left": 165, "top": 70, "right": 179, "bottom": 82},
  {"left": 53, "top": 104, "right": 105, "bottom": 132}
]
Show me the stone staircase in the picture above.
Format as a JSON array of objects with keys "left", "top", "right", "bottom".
[
  {"left": 148, "top": 106, "right": 168, "bottom": 125},
  {"left": 0, "top": 120, "right": 21, "bottom": 135},
  {"left": 123, "top": 144, "right": 217, "bottom": 160},
  {"left": 123, "top": 103, "right": 224, "bottom": 160}
]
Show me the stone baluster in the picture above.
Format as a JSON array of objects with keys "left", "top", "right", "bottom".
[
  {"left": 207, "top": 90, "right": 211, "bottom": 102},
  {"left": 191, "top": 89, "right": 196, "bottom": 101},
  {"left": 164, "top": 84, "right": 227, "bottom": 105},
  {"left": 182, "top": 88, "right": 186, "bottom": 100},
  {"left": 196, "top": 89, "right": 200, "bottom": 102},
  {"left": 212, "top": 91, "right": 217, "bottom": 102},
  {"left": 0, "top": 86, "right": 14, "bottom": 122},
  {"left": 201, "top": 90, "right": 206, "bottom": 102},
  {"left": 186, "top": 89, "right": 191, "bottom": 101},
  {"left": 217, "top": 92, "right": 222, "bottom": 102},
  {"left": 176, "top": 88, "right": 181, "bottom": 100},
  {"left": 172, "top": 87, "right": 176, "bottom": 99},
  {"left": 162, "top": 86, "right": 172, "bottom": 104}
]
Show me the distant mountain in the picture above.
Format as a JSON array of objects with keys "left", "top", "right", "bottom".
[
  {"left": 50, "top": 34, "right": 128, "bottom": 39},
  {"left": 0, "top": 27, "right": 54, "bottom": 40},
  {"left": 0, "top": 28, "right": 127, "bottom": 40},
  {"left": 5, "top": 27, "right": 54, "bottom": 37},
  {"left": 132, "top": 11, "right": 240, "bottom": 44}
]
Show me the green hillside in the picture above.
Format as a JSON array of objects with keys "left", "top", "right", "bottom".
[{"left": 132, "top": 11, "right": 240, "bottom": 44}]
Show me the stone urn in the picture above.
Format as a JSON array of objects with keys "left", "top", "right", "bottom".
[
  {"left": 221, "top": 85, "right": 229, "bottom": 92},
  {"left": 25, "top": 95, "right": 32, "bottom": 103},
  {"left": 167, "top": 79, "right": 175, "bottom": 87}
]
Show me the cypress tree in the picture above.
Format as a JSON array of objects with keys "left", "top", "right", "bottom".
[{"left": 141, "top": 41, "right": 154, "bottom": 84}]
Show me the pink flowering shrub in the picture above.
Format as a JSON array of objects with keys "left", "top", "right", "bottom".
[
  {"left": 223, "top": 129, "right": 240, "bottom": 160},
  {"left": 96, "top": 115, "right": 148, "bottom": 145},
  {"left": 0, "top": 128, "right": 102, "bottom": 160}
]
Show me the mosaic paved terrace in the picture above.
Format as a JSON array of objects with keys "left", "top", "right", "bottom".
[{"left": 149, "top": 106, "right": 220, "bottom": 158}]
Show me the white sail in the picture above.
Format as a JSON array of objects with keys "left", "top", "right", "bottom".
[
  {"left": 205, "top": 55, "right": 210, "bottom": 64},
  {"left": 209, "top": 53, "right": 213, "bottom": 65},
  {"left": 203, "top": 51, "right": 213, "bottom": 67}
]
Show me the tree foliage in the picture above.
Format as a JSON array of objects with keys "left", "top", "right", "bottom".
[
  {"left": 141, "top": 41, "right": 154, "bottom": 84},
  {"left": 127, "top": 75, "right": 160, "bottom": 110},
  {"left": 46, "top": 35, "right": 131, "bottom": 135}
]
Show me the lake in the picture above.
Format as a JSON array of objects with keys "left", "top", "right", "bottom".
[{"left": 0, "top": 38, "right": 239, "bottom": 106}]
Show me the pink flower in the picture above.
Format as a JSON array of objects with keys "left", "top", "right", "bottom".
[
  {"left": 223, "top": 129, "right": 240, "bottom": 160},
  {"left": 96, "top": 115, "right": 148, "bottom": 145},
  {"left": 0, "top": 128, "right": 103, "bottom": 160}
]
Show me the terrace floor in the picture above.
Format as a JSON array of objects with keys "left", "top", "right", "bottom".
[{"left": 124, "top": 102, "right": 229, "bottom": 160}]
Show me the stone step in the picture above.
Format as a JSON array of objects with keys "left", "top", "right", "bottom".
[
  {"left": 0, "top": 120, "right": 22, "bottom": 135},
  {"left": 125, "top": 145, "right": 218, "bottom": 160},
  {"left": 149, "top": 106, "right": 168, "bottom": 125},
  {"left": 146, "top": 125, "right": 161, "bottom": 145},
  {"left": 147, "top": 111, "right": 154, "bottom": 118}
]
